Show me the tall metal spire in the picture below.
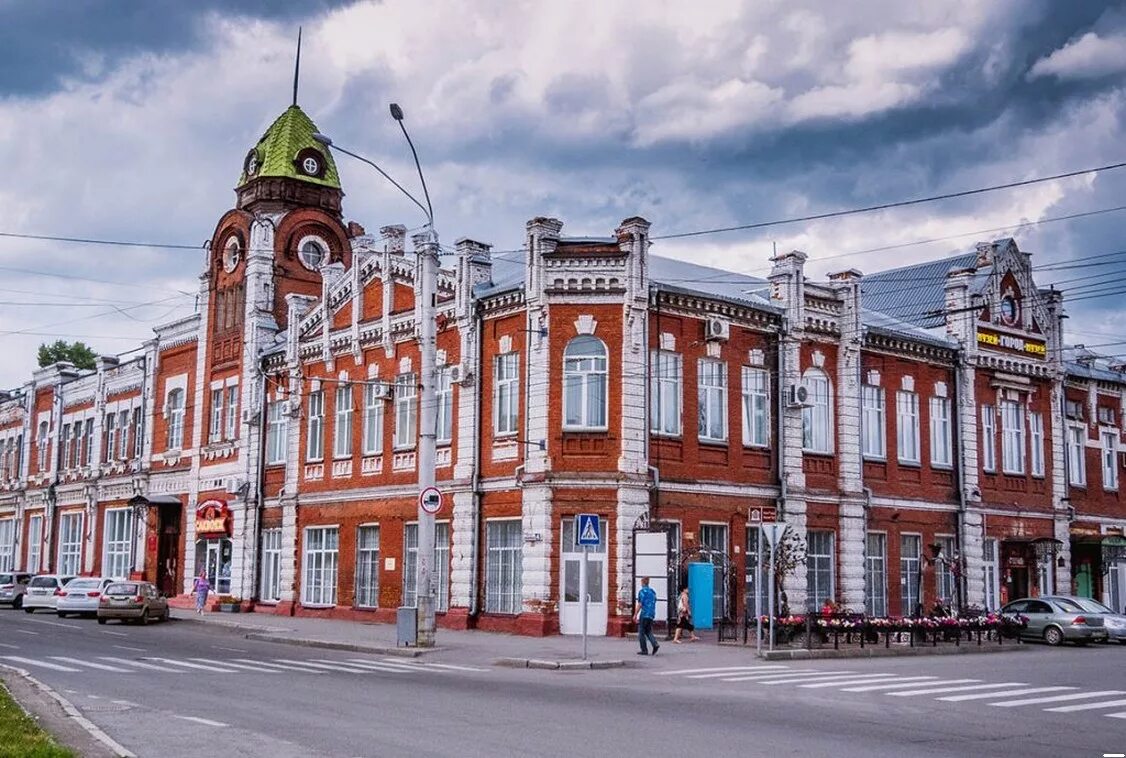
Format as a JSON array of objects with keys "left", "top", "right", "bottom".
[{"left": 292, "top": 27, "right": 302, "bottom": 107}]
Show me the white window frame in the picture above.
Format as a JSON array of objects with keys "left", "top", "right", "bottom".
[
  {"left": 1067, "top": 424, "right": 1086, "bottom": 486},
  {"left": 116, "top": 410, "right": 130, "bottom": 460},
  {"left": 700, "top": 523, "right": 729, "bottom": 621},
  {"left": 650, "top": 350, "right": 683, "bottom": 437},
  {"left": 982, "top": 538, "right": 1000, "bottom": 611},
  {"left": 26, "top": 514, "right": 42, "bottom": 574},
  {"left": 1030, "top": 412, "right": 1045, "bottom": 477},
  {"left": 896, "top": 390, "right": 920, "bottom": 465},
  {"left": 209, "top": 387, "right": 224, "bottom": 443},
  {"left": 806, "top": 530, "right": 835, "bottom": 607},
  {"left": 494, "top": 353, "right": 519, "bottom": 436},
  {"left": 61, "top": 423, "right": 73, "bottom": 470},
  {"left": 861, "top": 384, "right": 885, "bottom": 459},
  {"left": 1102, "top": 430, "right": 1119, "bottom": 491},
  {"left": 741, "top": 366, "right": 769, "bottom": 447},
  {"left": 801, "top": 369, "right": 832, "bottom": 453},
  {"left": 306, "top": 390, "right": 325, "bottom": 462},
  {"left": 266, "top": 402, "right": 287, "bottom": 465},
  {"left": 260, "top": 528, "right": 282, "bottom": 602},
  {"left": 900, "top": 534, "right": 921, "bottom": 617},
  {"left": 104, "top": 412, "right": 117, "bottom": 461},
  {"left": 333, "top": 384, "right": 353, "bottom": 459},
  {"left": 131, "top": 407, "right": 143, "bottom": 458},
  {"left": 354, "top": 524, "right": 380, "bottom": 608},
  {"left": 981, "top": 405, "right": 996, "bottom": 473},
  {"left": 697, "top": 358, "right": 727, "bottom": 443},
  {"left": 485, "top": 519, "right": 523, "bottom": 614},
  {"left": 166, "top": 389, "right": 185, "bottom": 450},
  {"left": 864, "top": 532, "right": 887, "bottom": 617},
  {"left": 36, "top": 420, "right": 49, "bottom": 471},
  {"left": 393, "top": 374, "right": 418, "bottom": 449},
  {"left": 929, "top": 396, "right": 953, "bottom": 467},
  {"left": 402, "top": 522, "right": 451, "bottom": 612},
  {"left": 225, "top": 385, "right": 239, "bottom": 441},
  {"left": 0, "top": 518, "right": 15, "bottom": 572},
  {"left": 436, "top": 367, "right": 453, "bottom": 444},
  {"left": 562, "top": 336, "right": 609, "bottom": 431},
  {"left": 83, "top": 418, "right": 94, "bottom": 466},
  {"left": 301, "top": 526, "right": 339, "bottom": 607},
  {"left": 1000, "top": 400, "right": 1025, "bottom": 475},
  {"left": 935, "top": 535, "right": 957, "bottom": 608},
  {"left": 102, "top": 508, "right": 132, "bottom": 579},
  {"left": 57, "top": 511, "right": 84, "bottom": 577},
  {"left": 362, "top": 384, "right": 384, "bottom": 455}
]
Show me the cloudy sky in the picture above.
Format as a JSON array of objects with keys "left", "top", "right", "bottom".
[{"left": 1, "top": 0, "right": 1125, "bottom": 387}]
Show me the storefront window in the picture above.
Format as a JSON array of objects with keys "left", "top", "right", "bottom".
[{"left": 195, "top": 537, "right": 233, "bottom": 595}]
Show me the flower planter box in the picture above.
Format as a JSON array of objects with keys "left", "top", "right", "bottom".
[{"left": 218, "top": 603, "right": 241, "bottom": 613}]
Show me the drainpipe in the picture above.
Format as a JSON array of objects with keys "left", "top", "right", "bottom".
[
  {"left": 953, "top": 349, "right": 967, "bottom": 614},
  {"left": 469, "top": 303, "right": 484, "bottom": 617},
  {"left": 251, "top": 358, "right": 270, "bottom": 606},
  {"left": 774, "top": 317, "right": 788, "bottom": 616},
  {"left": 46, "top": 379, "right": 67, "bottom": 573}
]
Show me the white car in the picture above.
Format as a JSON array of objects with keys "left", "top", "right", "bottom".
[
  {"left": 57, "top": 577, "right": 116, "bottom": 618},
  {"left": 22, "top": 575, "right": 76, "bottom": 613}
]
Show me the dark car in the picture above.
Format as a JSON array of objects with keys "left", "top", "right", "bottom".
[
  {"left": 1002, "top": 597, "right": 1108, "bottom": 646},
  {"left": 96, "top": 581, "right": 169, "bottom": 625}
]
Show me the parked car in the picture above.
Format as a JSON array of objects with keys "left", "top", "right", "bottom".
[
  {"left": 22, "top": 575, "right": 76, "bottom": 613},
  {"left": 96, "top": 581, "right": 169, "bottom": 625},
  {"left": 56, "top": 577, "right": 117, "bottom": 618},
  {"left": 1002, "top": 596, "right": 1108, "bottom": 645},
  {"left": 0, "top": 573, "right": 33, "bottom": 610},
  {"left": 1047, "top": 595, "right": 1126, "bottom": 644}
]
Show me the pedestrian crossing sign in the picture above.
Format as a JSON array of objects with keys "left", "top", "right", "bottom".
[{"left": 576, "top": 513, "right": 601, "bottom": 546}]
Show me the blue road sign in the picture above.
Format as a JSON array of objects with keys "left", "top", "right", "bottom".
[{"left": 576, "top": 513, "right": 601, "bottom": 547}]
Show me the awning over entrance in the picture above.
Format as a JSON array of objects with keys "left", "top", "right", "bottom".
[{"left": 128, "top": 494, "right": 183, "bottom": 507}]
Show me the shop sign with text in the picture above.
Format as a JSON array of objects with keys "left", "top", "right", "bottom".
[{"left": 977, "top": 328, "right": 1046, "bottom": 359}]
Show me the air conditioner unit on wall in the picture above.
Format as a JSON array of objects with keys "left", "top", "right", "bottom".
[
  {"left": 226, "top": 477, "right": 245, "bottom": 495},
  {"left": 241, "top": 408, "right": 255, "bottom": 425},
  {"left": 370, "top": 383, "right": 392, "bottom": 400},
  {"left": 448, "top": 364, "right": 466, "bottom": 384},
  {"left": 705, "top": 317, "right": 730, "bottom": 341},
  {"left": 788, "top": 383, "right": 811, "bottom": 408}
]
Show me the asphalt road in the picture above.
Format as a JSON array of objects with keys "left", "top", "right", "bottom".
[{"left": 1, "top": 608, "right": 1124, "bottom": 758}]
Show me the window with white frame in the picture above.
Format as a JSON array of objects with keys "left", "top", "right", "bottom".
[
  {"left": 1000, "top": 400, "right": 1025, "bottom": 474},
  {"left": 102, "top": 509, "right": 132, "bottom": 579},
  {"left": 865, "top": 532, "right": 887, "bottom": 617},
  {"left": 1102, "top": 430, "right": 1118, "bottom": 490},
  {"left": 935, "top": 535, "right": 957, "bottom": 609},
  {"left": 494, "top": 353, "right": 519, "bottom": 436},
  {"left": 741, "top": 367, "right": 769, "bottom": 446},
  {"left": 57, "top": 511, "right": 83, "bottom": 576},
  {"left": 801, "top": 369, "right": 832, "bottom": 453},
  {"left": 301, "top": 526, "right": 338, "bottom": 606},
  {"left": 26, "top": 514, "right": 42, "bottom": 574},
  {"left": 60, "top": 424, "right": 72, "bottom": 469},
  {"left": 394, "top": 374, "right": 418, "bottom": 449},
  {"left": 225, "top": 385, "right": 239, "bottom": 440},
  {"left": 117, "top": 409, "right": 129, "bottom": 458},
  {"left": 650, "top": 350, "right": 682, "bottom": 436},
  {"left": 1037, "top": 553, "right": 1055, "bottom": 596},
  {"left": 0, "top": 518, "right": 14, "bottom": 572},
  {"left": 104, "top": 412, "right": 117, "bottom": 461},
  {"left": 930, "top": 397, "right": 953, "bottom": 466},
  {"left": 209, "top": 388, "right": 224, "bottom": 443},
  {"left": 981, "top": 405, "right": 996, "bottom": 473},
  {"left": 166, "top": 389, "right": 185, "bottom": 450},
  {"left": 362, "top": 384, "right": 385, "bottom": 455},
  {"left": 131, "top": 407, "right": 143, "bottom": 458},
  {"left": 1030, "top": 412, "right": 1045, "bottom": 477},
  {"left": 1098, "top": 406, "right": 1116, "bottom": 425},
  {"left": 36, "top": 420, "right": 48, "bottom": 471},
  {"left": 354, "top": 525, "right": 380, "bottom": 608},
  {"left": 436, "top": 368, "right": 453, "bottom": 444},
  {"left": 485, "top": 520, "right": 522, "bottom": 614},
  {"left": 260, "top": 528, "right": 282, "bottom": 602},
  {"left": 697, "top": 358, "right": 727, "bottom": 442},
  {"left": 306, "top": 390, "right": 325, "bottom": 461},
  {"left": 896, "top": 390, "right": 920, "bottom": 464},
  {"left": 402, "top": 522, "right": 418, "bottom": 607},
  {"left": 83, "top": 418, "right": 94, "bottom": 466},
  {"left": 861, "top": 384, "right": 885, "bottom": 459},
  {"left": 402, "top": 522, "right": 451, "bottom": 611},
  {"left": 334, "top": 384, "right": 353, "bottom": 459},
  {"left": 806, "top": 531, "right": 835, "bottom": 607},
  {"left": 900, "top": 534, "right": 921, "bottom": 617},
  {"left": 563, "top": 336, "right": 608, "bottom": 430},
  {"left": 982, "top": 538, "right": 999, "bottom": 611},
  {"left": 1067, "top": 424, "right": 1086, "bottom": 486},
  {"left": 266, "top": 402, "right": 287, "bottom": 464},
  {"left": 700, "top": 523, "right": 729, "bottom": 620}
]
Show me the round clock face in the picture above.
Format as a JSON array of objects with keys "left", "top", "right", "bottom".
[
  {"left": 302, "top": 156, "right": 320, "bottom": 175},
  {"left": 1000, "top": 295, "right": 1019, "bottom": 326},
  {"left": 222, "top": 238, "right": 241, "bottom": 273},
  {"left": 244, "top": 150, "right": 259, "bottom": 176}
]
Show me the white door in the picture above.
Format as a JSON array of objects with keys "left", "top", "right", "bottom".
[{"left": 559, "top": 518, "right": 607, "bottom": 635}]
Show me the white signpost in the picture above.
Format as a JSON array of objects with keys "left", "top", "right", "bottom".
[
  {"left": 575, "top": 514, "right": 601, "bottom": 660},
  {"left": 760, "top": 522, "right": 789, "bottom": 653}
]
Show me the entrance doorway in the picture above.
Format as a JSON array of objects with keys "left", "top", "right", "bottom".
[
  {"left": 559, "top": 517, "right": 607, "bottom": 636},
  {"left": 195, "top": 538, "right": 233, "bottom": 595},
  {"left": 1007, "top": 567, "right": 1029, "bottom": 601},
  {"left": 155, "top": 503, "right": 181, "bottom": 597}
]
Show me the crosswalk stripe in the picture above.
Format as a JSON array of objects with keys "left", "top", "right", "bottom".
[
  {"left": 321, "top": 659, "right": 413, "bottom": 673},
  {"left": 800, "top": 675, "right": 933, "bottom": 689},
  {"left": 989, "top": 690, "right": 1126, "bottom": 708},
  {"left": 889, "top": 682, "right": 1027, "bottom": 697},
  {"left": 1046, "top": 698, "right": 1126, "bottom": 713},
  {"left": 3, "top": 656, "right": 80, "bottom": 672},
  {"left": 754, "top": 672, "right": 867, "bottom": 685},
  {"left": 843, "top": 678, "right": 974, "bottom": 693},
  {"left": 937, "top": 686, "right": 1073, "bottom": 702},
  {"left": 188, "top": 658, "right": 281, "bottom": 673},
  {"left": 97, "top": 657, "right": 183, "bottom": 673},
  {"left": 688, "top": 667, "right": 791, "bottom": 680},
  {"left": 275, "top": 659, "right": 388, "bottom": 673},
  {"left": 145, "top": 658, "right": 232, "bottom": 673},
  {"left": 50, "top": 657, "right": 130, "bottom": 673},
  {"left": 231, "top": 659, "right": 326, "bottom": 674},
  {"left": 655, "top": 665, "right": 786, "bottom": 676},
  {"left": 721, "top": 669, "right": 851, "bottom": 683},
  {"left": 389, "top": 660, "right": 488, "bottom": 672},
  {"left": 1106, "top": 712, "right": 1126, "bottom": 719}
]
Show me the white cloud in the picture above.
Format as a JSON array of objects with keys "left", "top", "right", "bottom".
[{"left": 1029, "top": 32, "right": 1126, "bottom": 81}]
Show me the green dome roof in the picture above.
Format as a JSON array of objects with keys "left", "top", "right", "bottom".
[{"left": 238, "top": 105, "right": 341, "bottom": 190}]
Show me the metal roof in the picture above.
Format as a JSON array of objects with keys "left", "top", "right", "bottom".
[{"left": 860, "top": 251, "right": 982, "bottom": 329}]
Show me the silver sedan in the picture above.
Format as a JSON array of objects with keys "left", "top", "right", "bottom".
[{"left": 1002, "top": 597, "right": 1108, "bottom": 646}]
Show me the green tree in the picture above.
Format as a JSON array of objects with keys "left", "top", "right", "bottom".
[{"left": 37, "top": 340, "right": 97, "bottom": 370}]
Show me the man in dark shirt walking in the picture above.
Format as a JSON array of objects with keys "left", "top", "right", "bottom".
[{"left": 634, "top": 576, "right": 660, "bottom": 656}]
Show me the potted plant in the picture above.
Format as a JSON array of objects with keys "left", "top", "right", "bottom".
[{"left": 217, "top": 595, "right": 241, "bottom": 613}]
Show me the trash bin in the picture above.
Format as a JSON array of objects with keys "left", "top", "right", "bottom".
[{"left": 397, "top": 606, "right": 418, "bottom": 647}]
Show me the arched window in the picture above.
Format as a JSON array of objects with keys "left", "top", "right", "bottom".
[
  {"left": 563, "top": 336, "right": 608, "bottom": 430},
  {"left": 801, "top": 368, "right": 832, "bottom": 453},
  {"left": 167, "top": 389, "right": 186, "bottom": 450}
]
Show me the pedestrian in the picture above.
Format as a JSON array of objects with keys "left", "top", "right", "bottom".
[
  {"left": 633, "top": 576, "right": 660, "bottom": 656},
  {"left": 193, "top": 569, "right": 210, "bottom": 615},
  {"left": 673, "top": 587, "right": 699, "bottom": 643}
]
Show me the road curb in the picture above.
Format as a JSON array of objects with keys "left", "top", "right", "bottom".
[
  {"left": 0, "top": 663, "right": 136, "bottom": 758},
  {"left": 243, "top": 632, "right": 427, "bottom": 657},
  {"left": 494, "top": 657, "right": 625, "bottom": 670},
  {"left": 760, "top": 644, "right": 1031, "bottom": 660}
]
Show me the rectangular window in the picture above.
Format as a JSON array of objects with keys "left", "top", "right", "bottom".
[
  {"left": 131, "top": 407, "right": 143, "bottom": 458},
  {"left": 355, "top": 525, "right": 380, "bottom": 608},
  {"left": 650, "top": 351, "right": 683, "bottom": 436},
  {"left": 697, "top": 359, "right": 727, "bottom": 442},
  {"left": 401, "top": 523, "right": 450, "bottom": 611},
  {"left": 37, "top": 420, "right": 49, "bottom": 471},
  {"left": 1038, "top": 553, "right": 1055, "bottom": 596},
  {"left": 982, "top": 538, "right": 999, "bottom": 611},
  {"left": 1098, "top": 406, "right": 1116, "bottom": 425},
  {"left": 864, "top": 532, "right": 887, "bottom": 617},
  {"left": 333, "top": 384, "right": 353, "bottom": 459},
  {"left": 209, "top": 387, "right": 224, "bottom": 443},
  {"left": 896, "top": 390, "right": 920, "bottom": 464},
  {"left": 57, "top": 511, "right": 84, "bottom": 576},
  {"left": 1067, "top": 425, "right": 1086, "bottom": 486},
  {"left": 861, "top": 385, "right": 885, "bottom": 459},
  {"left": 494, "top": 353, "right": 519, "bottom": 436},
  {"left": 935, "top": 535, "right": 957, "bottom": 609},
  {"left": 225, "top": 385, "right": 239, "bottom": 441},
  {"left": 436, "top": 368, "right": 453, "bottom": 444},
  {"left": 485, "top": 520, "right": 522, "bottom": 614},
  {"left": 266, "top": 402, "right": 287, "bottom": 464},
  {"left": 394, "top": 374, "right": 418, "bottom": 449},
  {"left": 26, "top": 514, "right": 42, "bottom": 574},
  {"left": 306, "top": 391, "right": 324, "bottom": 462},
  {"left": 102, "top": 509, "right": 132, "bottom": 579},
  {"left": 166, "top": 390, "right": 185, "bottom": 450},
  {"left": 83, "top": 418, "right": 94, "bottom": 466},
  {"left": 362, "top": 384, "right": 384, "bottom": 455},
  {"left": 1065, "top": 399, "right": 1084, "bottom": 420},
  {"left": 929, "top": 397, "right": 953, "bottom": 467},
  {"left": 301, "top": 526, "right": 339, "bottom": 606},
  {"left": 1000, "top": 400, "right": 1025, "bottom": 474},
  {"left": 801, "top": 372, "right": 832, "bottom": 453},
  {"left": 741, "top": 367, "right": 769, "bottom": 446},
  {"left": 61, "top": 424, "right": 73, "bottom": 469},
  {"left": 1030, "top": 412, "right": 1045, "bottom": 477},
  {"left": 981, "top": 405, "right": 996, "bottom": 472},
  {"left": 402, "top": 522, "right": 418, "bottom": 608},
  {"left": 0, "top": 519, "right": 14, "bottom": 572},
  {"left": 900, "top": 534, "right": 921, "bottom": 617},
  {"left": 117, "top": 409, "right": 129, "bottom": 459},
  {"left": 700, "top": 524, "right": 729, "bottom": 620},
  {"left": 1102, "top": 430, "right": 1118, "bottom": 490},
  {"left": 260, "top": 528, "right": 282, "bottom": 602},
  {"left": 806, "top": 531, "right": 835, "bottom": 608}
]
